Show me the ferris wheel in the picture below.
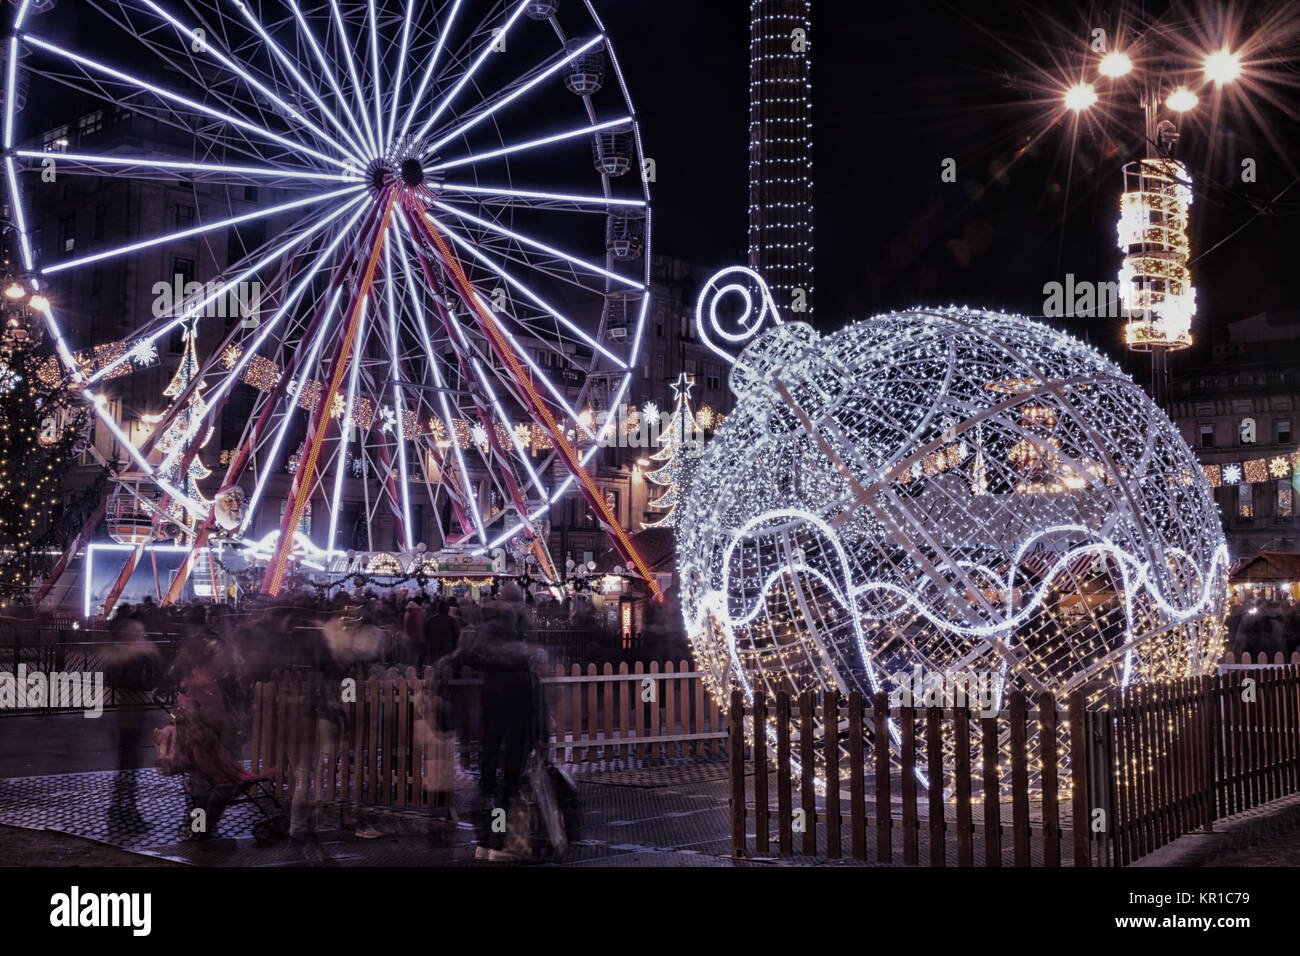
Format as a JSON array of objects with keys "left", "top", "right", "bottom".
[{"left": 5, "top": 0, "right": 659, "bottom": 604}]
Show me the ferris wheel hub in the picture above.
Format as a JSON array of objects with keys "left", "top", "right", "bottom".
[
  {"left": 399, "top": 157, "right": 425, "bottom": 188},
  {"left": 364, "top": 139, "right": 434, "bottom": 199}
]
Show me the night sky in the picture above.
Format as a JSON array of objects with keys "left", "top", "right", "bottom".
[{"left": 601, "top": 0, "right": 1300, "bottom": 373}]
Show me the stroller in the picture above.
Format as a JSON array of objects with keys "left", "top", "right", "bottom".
[{"left": 154, "top": 688, "right": 288, "bottom": 844}]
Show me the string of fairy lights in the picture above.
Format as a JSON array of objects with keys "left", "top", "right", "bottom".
[{"left": 748, "top": 0, "right": 814, "bottom": 320}]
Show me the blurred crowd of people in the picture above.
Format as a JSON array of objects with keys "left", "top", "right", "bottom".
[{"left": 93, "top": 584, "right": 568, "bottom": 857}]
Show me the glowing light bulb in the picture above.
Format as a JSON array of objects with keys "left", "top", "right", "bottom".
[
  {"left": 1166, "top": 86, "right": 1198, "bottom": 112},
  {"left": 1098, "top": 51, "right": 1132, "bottom": 78},
  {"left": 1204, "top": 49, "right": 1242, "bottom": 85},
  {"left": 1063, "top": 83, "right": 1098, "bottom": 111}
]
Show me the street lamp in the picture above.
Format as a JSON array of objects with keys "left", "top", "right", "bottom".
[
  {"left": 1061, "top": 32, "right": 1246, "bottom": 410},
  {"left": 1098, "top": 50, "right": 1133, "bottom": 77},
  {"left": 1204, "top": 49, "right": 1243, "bottom": 85},
  {"left": 1064, "top": 83, "right": 1098, "bottom": 111}
]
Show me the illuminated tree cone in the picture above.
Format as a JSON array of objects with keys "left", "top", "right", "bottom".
[
  {"left": 677, "top": 309, "right": 1228, "bottom": 789},
  {"left": 153, "top": 324, "right": 213, "bottom": 538},
  {"left": 7, "top": 1, "right": 658, "bottom": 601},
  {"left": 642, "top": 372, "right": 702, "bottom": 530}
]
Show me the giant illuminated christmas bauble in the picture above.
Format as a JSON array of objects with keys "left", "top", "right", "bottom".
[{"left": 678, "top": 307, "right": 1228, "bottom": 718}]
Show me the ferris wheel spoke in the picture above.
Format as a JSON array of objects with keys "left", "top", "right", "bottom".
[
  {"left": 469, "top": 356, "right": 549, "bottom": 501},
  {"left": 389, "top": 223, "right": 487, "bottom": 543},
  {"left": 42, "top": 183, "right": 362, "bottom": 276},
  {"left": 380, "top": 240, "right": 415, "bottom": 550},
  {"left": 409, "top": 0, "right": 532, "bottom": 144},
  {"left": 429, "top": 198, "right": 641, "bottom": 290},
  {"left": 439, "top": 181, "right": 644, "bottom": 210},
  {"left": 191, "top": 199, "right": 371, "bottom": 428},
  {"left": 325, "top": 0, "right": 380, "bottom": 155},
  {"left": 131, "top": 0, "right": 357, "bottom": 163},
  {"left": 87, "top": 396, "right": 209, "bottom": 521},
  {"left": 425, "top": 34, "right": 605, "bottom": 154},
  {"left": 243, "top": 287, "right": 348, "bottom": 537},
  {"left": 287, "top": 0, "right": 376, "bottom": 158},
  {"left": 87, "top": 193, "right": 367, "bottom": 385},
  {"left": 21, "top": 34, "right": 355, "bottom": 171},
  {"left": 326, "top": 301, "right": 369, "bottom": 555},
  {"left": 232, "top": 0, "right": 373, "bottom": 161},
  {"left": 384, "top": 0, "right": 417, "bottom": 148},
  {"left": 426, "top": 214, "right": 626, "bottom": 367},
  {"left": 405, "top": 208, "right": 601, "bottom": 442},
  {"left": 426, "top": 115, "right": 631, "bottom": 170},
  {"left": 12, "top": 149, "right": 358, "bottom": 184},
  {"left": 366, "top": 0, "right": 385, "bottom": 151},
  {"left": 394, "top": 0, "right": 463, "bottom": 146}
]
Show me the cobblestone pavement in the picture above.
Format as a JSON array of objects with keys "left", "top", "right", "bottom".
[
  {"left": 0, "top": 758, "right": 740, "bottom": 867},
  {"left": 1130, "top": 793, "right": 1300, "bottom": 867}
]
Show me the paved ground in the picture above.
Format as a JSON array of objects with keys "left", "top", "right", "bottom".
[
  {"left": 0, "top": 758, "right": 737, "bottom": 867},
  {"left": 3, "top": 708, "right": 1299, "bottom": 867},
  {"left": 1129, "top": 792, "right": 1300, "bottom": 868}
]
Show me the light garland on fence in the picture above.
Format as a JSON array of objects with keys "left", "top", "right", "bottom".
[{"left": 678, "top": 299, "right": 1228, "bottom": 789}]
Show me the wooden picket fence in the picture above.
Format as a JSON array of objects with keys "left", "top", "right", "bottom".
[
  {"left": 1108, "top": 666, "right": 1300, "bottom": 865},
  {"left": 729, "top": 688, "right": 1094, "bottom": 866},
  {"left": 730, "top": 665, "right": 1300, "bottom": 866},
  {"left": 1222, "top": 651, "right": 1300, "bottom": 667},
  {"left": 249, "top": 661, "right": 727, "bottom": 811}
]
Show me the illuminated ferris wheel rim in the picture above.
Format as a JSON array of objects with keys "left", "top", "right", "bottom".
[{"left": 4, "top": 0, "right": 657, "bottom": 593}]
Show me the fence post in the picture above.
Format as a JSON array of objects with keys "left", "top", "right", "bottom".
[
  {"left": 1197, "top": 674, "right": 1212, "bottom": 831},
  {"left": 729, "top": 690, "right": 746, "bottom": 858},
  {"left": 1067, "top": 691, "right": 1090, "bottom": 868},
  {"left": 1091, "top": 699, "right": 1117, "bottom": 867},
  {"left": 799, "top": 689, "right": 816, "bottom": 857},
  {"left": 900, "top": 702, "right": 918, "bottom": 865},
  {"left": 848, "top": 691, "right": 865, "bottom": 862},
  {"left": 777, "top": 691, "right": 793, "bottom": 856},
  {"left": 953, "top": 704, "right": 973, "bottom": 867},
  {"left": 754, "top": 690, "right": 769, "bottom": 856},
  {"left": 926, "top": 707, "right": 944, "bottom": 867},
  {"left": 1009, "top": 691, "right": 1030, "bottom": 867},
  {"left": 1039, "top": 691, "right": 1060, "bottom": 867},
  {"left": 874, "top": 692, "right": 892, "bottom": 864},
  {"left": 825, "top": 688, "right": 841, "bottom": 860}
]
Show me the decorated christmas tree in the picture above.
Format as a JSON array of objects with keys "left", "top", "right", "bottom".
[
  {"left": 643, "top": 372, "right": 704, "bottom": 530},
  {"left": 0, "top": 343, "right": 102, "bottom": 598},
  {"left": 152, "top": 323, "right": 212, "bottom": 539}
]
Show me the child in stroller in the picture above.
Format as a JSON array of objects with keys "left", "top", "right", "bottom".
[{"left": 154, "top": 636, "right": 286, "bottom": 844}]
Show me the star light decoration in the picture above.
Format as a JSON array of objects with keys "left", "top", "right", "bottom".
[{"left": 677, "top": 303, "right": 1229, "bottom": 787}]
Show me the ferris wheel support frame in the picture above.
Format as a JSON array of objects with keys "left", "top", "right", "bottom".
[
  {"left": 264, "top": 188, "right": 400, "bottom": 595},
  {"left": 155, "top": 201, "right": 388, "bottom": 606},
  {"left": 404, "top": 198, "right": 662, "bottom": 599}
]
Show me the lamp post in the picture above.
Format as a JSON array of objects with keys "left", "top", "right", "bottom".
[
  {"left": 1064, "top": 36, "right": 1245, "bottom": 409},
  {"left": 0, "top": 212, "right": 43, "bottom": 361}
]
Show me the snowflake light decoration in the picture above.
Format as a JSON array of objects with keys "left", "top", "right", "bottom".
[
  {"left": 129, "top": 340, "right": 158, "bottom": 368},
  {"left": 679, "top": 302, "right": 1228, "bottom": 781},
  {"left": 471, "top": 423, "right": 489, "bottom": 451}
]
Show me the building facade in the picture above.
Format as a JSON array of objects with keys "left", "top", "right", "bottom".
[{"left": 1169, "top": 310, "right": 1300, "bottom": 561}]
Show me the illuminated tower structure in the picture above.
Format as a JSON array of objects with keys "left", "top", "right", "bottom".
[{"left": 748, "top": 0, "right": 813, "bottom": 321}]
